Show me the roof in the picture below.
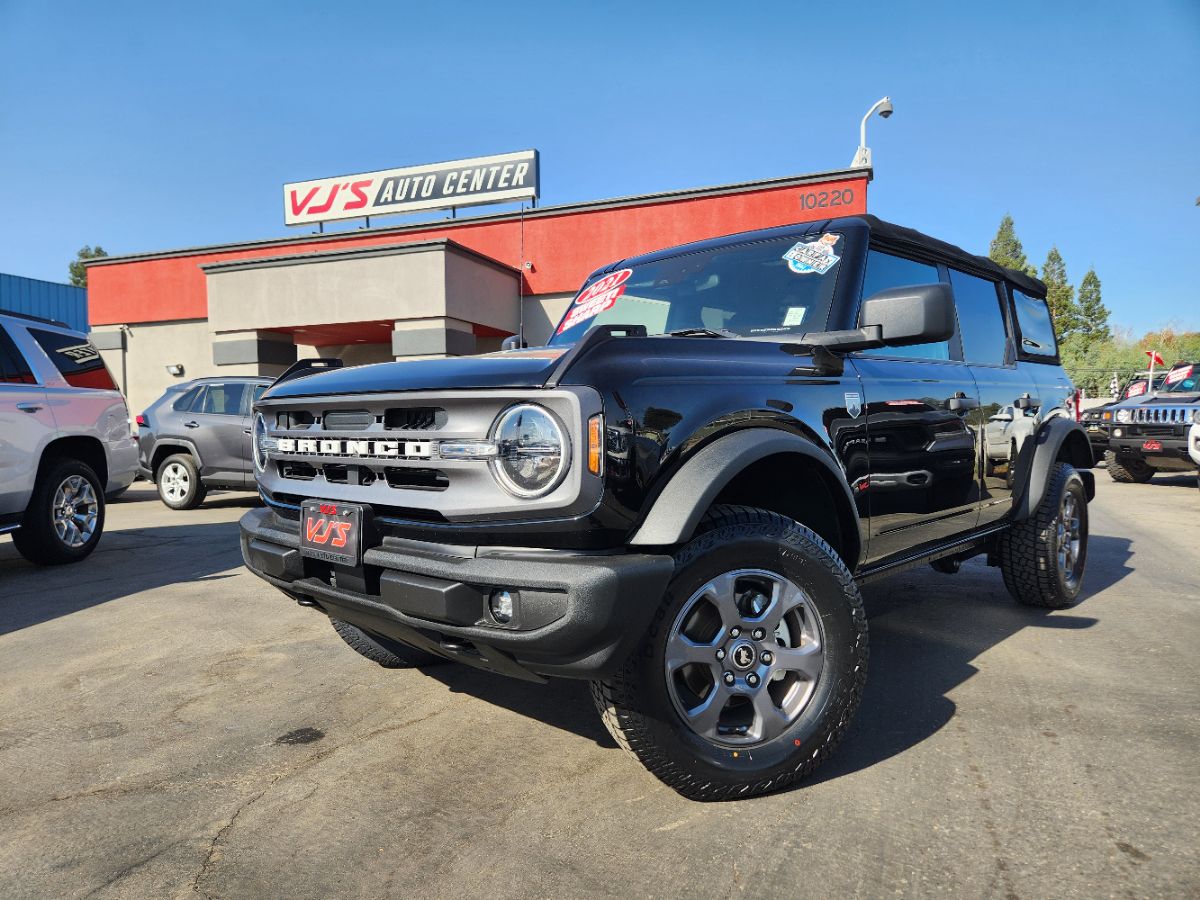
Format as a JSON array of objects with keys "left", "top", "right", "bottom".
[{"left": 608, "top": 214, "right": 1048, "bottom": 299}]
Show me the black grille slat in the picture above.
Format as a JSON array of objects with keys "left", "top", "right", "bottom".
[
  {"left": 384, "top": 468, "right": 449, "bottom": 491},
  {"left": 384, "top": 407, "right": 442, "bottom": 430},
  {"left": 323, "top": 410, "right": 373, "bottom": 431}
]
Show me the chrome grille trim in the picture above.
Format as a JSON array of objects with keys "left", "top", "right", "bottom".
[{"left": 1131, "top": 406, "right": 1193, "bottom": 425}]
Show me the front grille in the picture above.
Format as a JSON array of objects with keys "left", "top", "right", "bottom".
[
  {"left": 384, "top": 406, "right": 443, "bottom": 430},
  {"left": 384, "top": 467, "right": 448, "bottom": 491},
  {"left": 278, "top": 411, "right": 315, "bottom": 429},
  {"left": 1131, "top": 406, "right": 1194, "bottom": 425},
  {"left": 1130, "top": 424, "right": 1184, "bottom": 438},
  {"left": 323, "top": 409, "right": 373, "bottom": 431}
]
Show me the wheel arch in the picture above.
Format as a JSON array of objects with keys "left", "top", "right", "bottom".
[
  {"left": 1011, "top": 417, "right": 1095, "bottom": 520},
  {"left": 37, "top": 436, "right": 108, "bottom": 487},
  {"left": 150, "top": 441, "right": 200, "bottom": 479},
  {"left": 628, "top": 429, "right": 863, "bottom": 569}
]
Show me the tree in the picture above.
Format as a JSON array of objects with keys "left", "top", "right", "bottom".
[
  {"left": 1041, "top": 246, "right": 1080, "bottom": 342},
  {"left": 1073, "top": 267, "right": 1110, "bottom": 350},
  {"left": 988, "top": 214, "right": 1036, "bottom": 277},
  {"left": 68, "top": 245, "right": 108, "bottom": 288}
]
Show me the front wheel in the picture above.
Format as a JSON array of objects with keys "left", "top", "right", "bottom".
[
  {"left": 997, "top": 462, "right": 1088, "bottom": 608},
  {"left": 1104, "top": 450, "right": 1153, "bottom": 483},
  {"left": 592, "top": 505, "right": 867, "bottom": 801}
]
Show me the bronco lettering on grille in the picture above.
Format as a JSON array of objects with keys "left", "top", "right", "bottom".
[{"left": 276, "top": 438, "right": 432, "bottom": 459}]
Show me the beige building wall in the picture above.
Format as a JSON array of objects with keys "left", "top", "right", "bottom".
[
  {"left": 522, "top": 292, "right": 574, "bottom": 346},
  {"left": 93, "top": 319, "right": 219, "bottom": 415}
]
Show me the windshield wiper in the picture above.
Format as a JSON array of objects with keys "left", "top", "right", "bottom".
[{"left": 666, "top": 327, "right": 738, "bottom": 339}]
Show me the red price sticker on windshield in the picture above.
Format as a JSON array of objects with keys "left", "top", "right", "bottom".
[
  {"left": 558, "top": 269, "right": 633, "bottom": 334},
  {"left": 1125, "top": 381, "right": 1147, "bottom": 398},
  {"left": 1166, "top": 365, "right": 1193, "bottom": 385}
]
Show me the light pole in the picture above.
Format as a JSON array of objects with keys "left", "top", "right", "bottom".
[{"left": 850, "top": 96, "right": 893, "bottom": 169}]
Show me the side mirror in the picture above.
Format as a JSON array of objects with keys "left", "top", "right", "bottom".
[
  {"left": 860, "top": 283, "right": 955, "bottom": 348},
  {"left": 501, "top": 335, "right": 528, "bottom": 352}
]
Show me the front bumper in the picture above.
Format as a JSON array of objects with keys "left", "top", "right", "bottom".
[
  {"left": 239, "top": 506, "right": 674, "bottom": 681},
  {"left": 1110, "top": 435, "right": 1196, "bottom": 470}
]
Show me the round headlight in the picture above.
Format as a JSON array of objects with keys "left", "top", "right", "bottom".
[
  {"left": 490, "top": 404, "right": 570, "bottom": 498},
  {"left": 1116, "top": 409, "right": 1131, "bottom": 424},
  {"left": 252, "top": 412, "right": 270, "bottom": 473}
]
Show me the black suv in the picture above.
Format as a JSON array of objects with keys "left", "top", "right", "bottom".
[
  {"left": 240, "top": 215, "right": 1094, "bottom": 800},
  {"left": 138, "top": 376, "right": 270, "bottom": 509},
  {"left": 1104, "top": 363, "right": 1199, "bottom": 484}
]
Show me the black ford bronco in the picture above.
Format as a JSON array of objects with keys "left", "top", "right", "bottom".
[{"left": 240, "top": 215, "right": 1095, "bottom": 800}]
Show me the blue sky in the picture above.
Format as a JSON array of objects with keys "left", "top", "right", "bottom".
[{"left": 1, "top": 1, "right": 1197, "bottom": 333}]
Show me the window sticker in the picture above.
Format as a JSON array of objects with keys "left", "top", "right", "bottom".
[
  {"left": 782, "top": 306, "right": 808, "bottom": 327},
  {"left": 1165, "top": 365, "right": 1193, "bottom": 385},
  {"left": 783, "top": 233, "right": 841, "bottom": 275},
  {"left": 1125, "top": 381, "right": 1147, "bottom": 398},
  {"left": 558, "top": 268, "right": 633, "bottom": 334}
]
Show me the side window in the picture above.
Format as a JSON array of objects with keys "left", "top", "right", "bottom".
[
  {"left": 29, "top": 328, "right": 119, "bottom": 390},
  {"left": 173, "top": 386, "right": 203, "bottom": 412},
  {"left": 0, "top": 325, "right": 37, "bottom": 385},
  {"left": 1011, "top": 289, "right": 1059, "bottom": 358},
  {"left": 250, "top": 383, "right": 268, "bottom": 410},
  {"left": 950, "top": 269, "right": 1009, "bottom": 366},
  {"left": 858, "top": 250, "right": 950, "bottom": 361},
  {"left": 201, "top": 383, "right": 247, "bottom": 416}
]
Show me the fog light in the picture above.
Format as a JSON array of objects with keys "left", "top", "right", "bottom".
[
  {"left": 1113, "top": 428, "right": 1123, "bottom": 438},
  {"left": 490, "top": 590, "right": 515, "bottom": 624}
]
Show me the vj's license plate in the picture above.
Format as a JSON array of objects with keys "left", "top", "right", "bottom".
[
  {"left": 300, "top": 500, "right": 363, "bottom": 566},
  {"left": 1142, "top": 440, "right": 1163, "bottom": 452}
]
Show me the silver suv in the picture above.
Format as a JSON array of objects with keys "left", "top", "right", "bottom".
[
  {"left": 0, "top": 311, "right": 138, "bottom": 564},
  {"left": 137, "top": 376, "right": 271, "bottom": 509}
]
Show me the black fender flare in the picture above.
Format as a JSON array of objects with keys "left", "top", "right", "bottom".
[
  {"left": 627, "top": 429, "right": 862, "bottom": 563},
  {"left": 1011, "top": 416, "right": 1095, "bottom": 520}
]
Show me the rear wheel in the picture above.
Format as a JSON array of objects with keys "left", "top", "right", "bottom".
[
  {"left": 12, "top": 459, "right": 106, "bottom": 565},
  {"left": 1104, "top": 450, "right": 1153, "bottom": 483},
  {"left": 997, "top": 462, "right": 1088, "bottom": 609},
  {"left": 329, "top": 618, "right": 449, "bottom": 669},
  {"left": 157, "top": 454, "right": 207, "bottom": 510},
  {"left": 592, "top": 505, "right": 867, "bottom": 801}
]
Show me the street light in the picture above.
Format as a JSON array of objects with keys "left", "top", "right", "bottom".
[{"left": 850, "top": 96, "right": 893, "bottom": 169}]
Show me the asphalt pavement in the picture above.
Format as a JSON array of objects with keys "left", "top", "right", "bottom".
[{"left": 1, "top": 473, "right": 1197, "bottom": 899}]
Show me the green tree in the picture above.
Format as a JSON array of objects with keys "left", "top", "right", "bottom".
[
  {"left": 988, "top": 214, "right": 1036, "bottom": 276},
  {"left": 1074, "top": 267, "right": 1110, "bottom": 350},
  {"left": 1041, "top": 246, "right": 1080, "bottom": 341},
  {"left": 68, "top": 245, "right": 107, "bottom": 288}
]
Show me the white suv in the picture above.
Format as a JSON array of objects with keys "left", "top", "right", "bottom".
[{"left": 0, "top": 311, "right": 138, "bottom": 564}]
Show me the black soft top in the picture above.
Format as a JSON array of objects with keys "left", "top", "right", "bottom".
[
  {"left": 601, "top": 214, "right": 1048, "bottom": 300},
  {"left": 861, "top": 215, "right": 1047, "bottom": 299}
]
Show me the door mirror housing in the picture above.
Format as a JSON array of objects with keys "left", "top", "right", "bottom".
[{"left": 859, "top": 283, "right": 956, "bottom": 348}]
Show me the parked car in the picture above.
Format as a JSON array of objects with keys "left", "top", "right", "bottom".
[
  {"left": 1081, "top": 371, "right": 1167, "bottom": 462},
  {"left": 239, "top": 214, "right": 1094, "bottom": 800},
  {"left": 1106, "top": 363, "right": 1200, "bottom": 484},
  {"left": 0, "top": 310, "right": 137, "bottom": 564},
  {"left": 138, "top": 376, "right": 271, "bottom": 509}
]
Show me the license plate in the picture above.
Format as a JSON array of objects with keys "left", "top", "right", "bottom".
[
  {"left": 1142, "top": 440, "right": 1162, "bottom": 452},
  {"left": 300, "top": 500, "right": 363, "bottom": 566}
]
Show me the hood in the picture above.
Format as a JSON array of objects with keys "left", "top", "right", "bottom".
[
  {"left": 262, "top": 347, "right": 568, "bottom": 400},
  {"left": 1143, "top": 392, "right": 1200, "bottom": 405}
]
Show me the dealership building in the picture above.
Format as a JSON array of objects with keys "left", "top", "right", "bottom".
[{"left": 86, "top": 158, "right": 870, "bottom": 414}]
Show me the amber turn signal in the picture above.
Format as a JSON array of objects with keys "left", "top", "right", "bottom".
[{"left": 587, "top": 414, "right": 604, "bottom": 476}]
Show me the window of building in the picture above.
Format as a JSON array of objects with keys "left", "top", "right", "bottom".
[
  {"left": 858, "top": 250, "right": 951, "bottom": 361},
  {"left": 28, "top": 329, "right": 118, "bottom": 390},
  {"left": 1012, "top": 290, "right": 1059, "bottom": 358},
  {"left": 950, "top": 269, "right": 1009, "bottom": 366},
  {"left": 0, "top": 325, "right": 37, "bottom": 385}
]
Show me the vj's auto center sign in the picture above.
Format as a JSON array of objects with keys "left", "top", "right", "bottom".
[{"left": 284, "top": 150, "right": 540, "bottom": 226}]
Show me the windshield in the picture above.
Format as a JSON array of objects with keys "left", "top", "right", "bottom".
[
  {"left": 549, "top": 233, "right": 844, "bottom": 345},
  {"left": 1161, "top": 365, "right": 1198, "bottom": 393}
]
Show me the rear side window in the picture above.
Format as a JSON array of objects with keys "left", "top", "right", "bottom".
[
  {"left": 1011, "top": 290, "right": 1058, "bottom": 358},
  {"left": 173, "top": 386, "right": 203, "bottom": 412},
  {"left": 201, "top": 383, "right": 247, "bottom": 416},
  {"left": 29, "top": 329, "right": 119, "bottom": 390},
  {"left": 0, "top": 325, "right": 37, "bottom": 384},
  {"left": 858, "top": 250, "right": 950, "bottom": 361},
  {"left": 950, "top": 269, "right": 1009, "bottom": 366},
  {"left": 250, "top": 383, "right": 268, "bottom": 410}
]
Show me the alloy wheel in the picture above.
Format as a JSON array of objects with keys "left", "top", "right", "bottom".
[
  {"left": 51, "top": 475, "right": 99, "bottom": 548},
  {"left": 1056, "top": 492, "right": 1083, "bottom": 589},
  {"left": 664, "top": 568, "right": 825, "bottom": 746},
  {"left": 161, "top": 462, "right": 190, "bottom": 502}
]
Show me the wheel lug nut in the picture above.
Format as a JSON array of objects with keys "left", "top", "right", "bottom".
[
  {"left": 747, "top": 673, "right": 760, "bottom": 687},
  {"left": 723, "top": 671, "right": 735, "bottom": 685},
  {"left": 716, "top": 648, "right": 726, "bottom": 661},
  {"left": 752, "top": 628, "right": 765, "bottom": 641},
  {"left": 729, "top": 627, "right": 740, "bottom": 638},
  {"left": 761, "top": 651, "right": 773, "bottom": 665}
]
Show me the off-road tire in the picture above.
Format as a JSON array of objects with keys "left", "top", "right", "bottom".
[
  {"left": 997, "top": 462, "right": 1088, "bottom": 609},
  {"left": 591, "top": 505, "right": 868, "bottom": 801},
  {"left": 157, "top": 453, "right": 207, "bottom": 510},
  {"left": 1104, "top": 450, "right": 1153, "bottom": 484},
  {"left": 12, "top": 459, "right": 106, "bottom": 566},
  {"left": 330, "top": 618, "right": 449, "bottom": 669}
]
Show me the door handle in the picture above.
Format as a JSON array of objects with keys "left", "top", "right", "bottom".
[
  {"left": 15, "top": 402, "right": 42, "bottom": 413},
  {"left": 184, "top": 421, "right": 200, "bottom": 428},
  {"left": 243, "top": 429, "right": 252, "bottom": 435},
  {"left": 947, "top": 392, "right": 980, "bottom": 412}
]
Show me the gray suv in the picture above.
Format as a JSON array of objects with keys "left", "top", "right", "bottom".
[{"left": 138, "top": 376, "right": 270, "bottom": 509}]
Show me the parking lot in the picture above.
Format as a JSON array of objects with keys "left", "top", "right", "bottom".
[{"left": 0, "top": 475, "right": 1196, "bottom": 899}]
